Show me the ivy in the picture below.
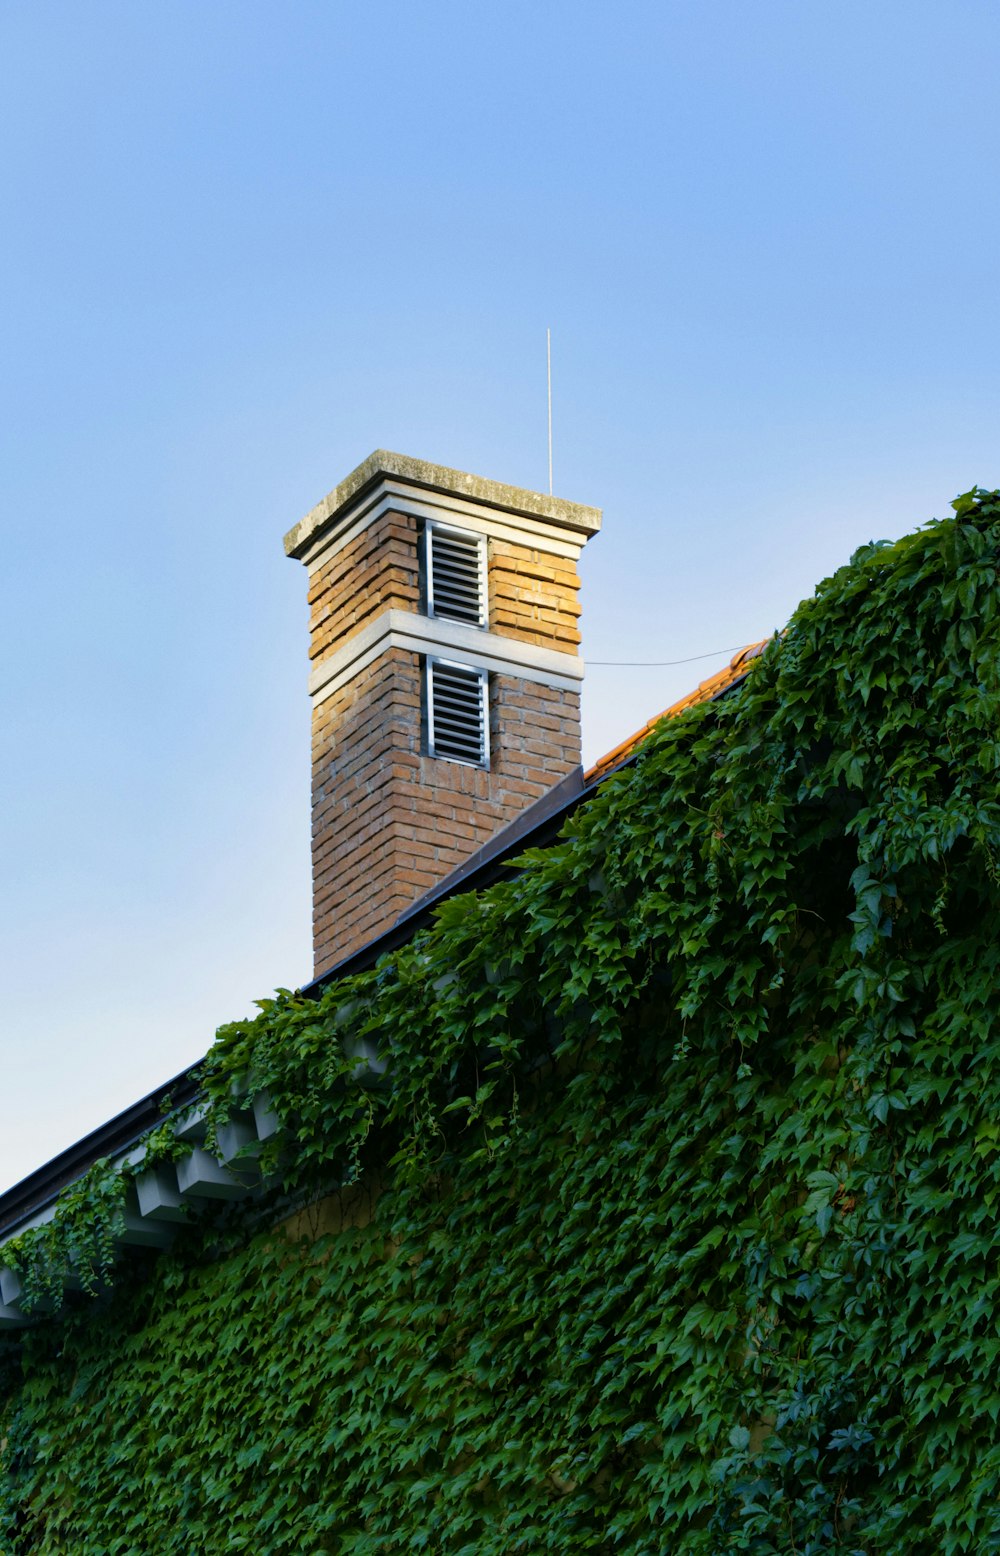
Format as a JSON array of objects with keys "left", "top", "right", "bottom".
[{"left": 1, "top": 490, "right": 999, "bottom": 1551}]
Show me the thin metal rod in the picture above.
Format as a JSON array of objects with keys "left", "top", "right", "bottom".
[{"left": 546, "top": 327, "right": 553, "bottom": 496}]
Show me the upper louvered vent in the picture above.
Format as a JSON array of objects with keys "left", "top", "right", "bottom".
[
  {"left": 426, "top": 525, "right": 486, "bottom": 627},
  {"left": 427, "top": 659, "right": 489, "bottom": 767}
]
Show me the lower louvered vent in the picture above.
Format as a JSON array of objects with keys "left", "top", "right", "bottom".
[{"left": 427, "top": 660, "right": 489, "bottom": 766}]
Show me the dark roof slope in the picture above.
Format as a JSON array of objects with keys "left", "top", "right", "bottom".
[{"left": 0, "top": 646, "right": 763, "bottom": 1238}]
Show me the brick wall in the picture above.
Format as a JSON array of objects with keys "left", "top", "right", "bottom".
[
  {"left": 302, "top": 492, "right": 591, "bottom": 977},
  {"left": 307, "top": 509, "right": 419, "bottom": 665},
  {"left": 487, "top": 542, "right": 582, "bottom": 651},
  {"left": 308, "top": 522, "right": 582, "bottom": 667},
  {"left": 311, "top": 651, "right": 581, "bottom": 975}
]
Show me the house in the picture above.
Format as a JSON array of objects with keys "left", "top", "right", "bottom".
[{"left": 1, "top": 464, "right": 997, "bottom": 1553}]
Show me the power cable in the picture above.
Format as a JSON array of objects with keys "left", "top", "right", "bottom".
[{"left": 588, "top": 644, "right": 753, "bottom": 667}]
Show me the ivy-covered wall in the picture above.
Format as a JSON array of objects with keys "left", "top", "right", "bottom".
[{"left": 2, "top": 492, "right": 999, "bottom": 1554}]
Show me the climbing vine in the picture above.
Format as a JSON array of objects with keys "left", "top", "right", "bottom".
[{"left": 1, "top": 491, "right": 999, "bottom": 1552}]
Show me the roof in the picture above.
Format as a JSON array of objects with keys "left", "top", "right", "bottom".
[
  {"left": 584, "top": 640, "right": 769, "bottom": 785},
  {"left": 0, "top": 643, "right": 765, "bottom": 1240}
]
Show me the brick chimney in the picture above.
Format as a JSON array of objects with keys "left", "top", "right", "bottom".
[{"left": 284, "top": 451, "right": 602, "bottom": 978}]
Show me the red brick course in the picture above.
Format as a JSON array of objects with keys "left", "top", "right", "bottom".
[
  {"left": 307, "top": 510, "right": 419, "bottom": 664},
  {"left": 303, "top": 513, "right": 587, "bottom": 977},
  {"left": 311, "top": 650, "right": 581, "bottom": 975},
  {"left": 487, "top": 542, "right": 582, "bottom": 651}
]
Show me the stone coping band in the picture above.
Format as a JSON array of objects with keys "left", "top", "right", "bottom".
[{"left": 285, "top": 450, "right": 602, "bottom": 560}]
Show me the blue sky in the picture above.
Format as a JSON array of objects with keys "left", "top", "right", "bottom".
[{"left": 1, "top": 0, "right": 997, "bottom": 1189}]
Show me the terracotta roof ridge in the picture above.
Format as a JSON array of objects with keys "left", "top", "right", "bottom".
[{"left": 583, "top": 638, "right": 769, "bottom": 784}]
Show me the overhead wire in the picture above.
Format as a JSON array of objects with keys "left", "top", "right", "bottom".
[{"left": 588, "top": 643, "right": 753, "bottom": 667}]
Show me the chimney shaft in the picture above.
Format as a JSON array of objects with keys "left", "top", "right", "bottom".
[{"left": 285, "top": 451, "right": 601, "bottom": 978}]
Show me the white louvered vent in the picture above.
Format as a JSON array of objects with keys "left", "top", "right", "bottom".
[
  {"left": 426, "top": 524, "right": 487, "bottom": 627},
  {"left": 426, "top": 659, "right": 490, "bottom": 767}
]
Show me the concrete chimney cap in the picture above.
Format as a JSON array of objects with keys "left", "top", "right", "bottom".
[{"left": 283, "top": 450, "right": 603, "bottom": 560}]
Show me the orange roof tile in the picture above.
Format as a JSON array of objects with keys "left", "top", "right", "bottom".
[{"left": 583, "top": 640, "right": 769, "bottom": 786}]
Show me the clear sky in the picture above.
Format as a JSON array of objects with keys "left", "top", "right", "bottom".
[{"left": 1, "top": 0, "right": 997, "bottom": 1192}]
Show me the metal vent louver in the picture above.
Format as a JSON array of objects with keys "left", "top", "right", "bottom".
[
  {"left": 427, "top": 660, "right": 489, "bottom": 767},
  {"left": 426, "top": 525, "right": 486, "bottom": 626}
]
